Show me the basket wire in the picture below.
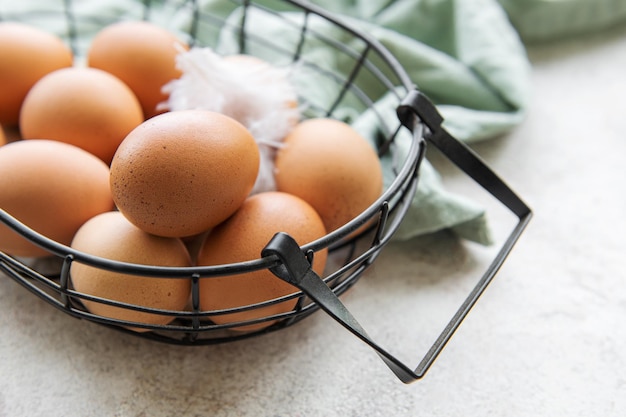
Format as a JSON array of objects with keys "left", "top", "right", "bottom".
[{"left": 0, "top": 0, "right": 531, "bottom": 383}]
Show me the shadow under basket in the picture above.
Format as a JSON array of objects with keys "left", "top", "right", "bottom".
[{"left": 0, "top": 0, "right": 531, "bottom": 384}]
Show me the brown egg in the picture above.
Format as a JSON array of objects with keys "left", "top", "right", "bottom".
[
  {"left": 0, "top": 124, "right": 6, "bottom": 147},
  {"left": 274, "top": 118, "right": 383, "bottom": 233},
  {"left": 0, "top": 22, "right": 73, "bottom": 126},
  {"left": 197, "top": 191, "right": 327, "bottom": 332},
  {"left": 110, "top": 110, "right": 260, "bottom": 238},
  {"left": 87, "top": 21, "right": 189, "bottom": 119},
  {"left": 0, "top": 140, "right": 114, "bottom": 258},
  {"left": 19, "top": 67, "right": 144, "bottom": 164},
  {"left": 70, "top": 211, "right": 191, "bottom": 331}
]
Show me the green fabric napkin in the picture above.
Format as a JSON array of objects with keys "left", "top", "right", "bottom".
[{"left": 190, "top": 0, "right": 626, "bottom": 243}]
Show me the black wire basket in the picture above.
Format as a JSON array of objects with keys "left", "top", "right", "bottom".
[{"left": 0, "top": 0, "right": 531, "bottom": 384}]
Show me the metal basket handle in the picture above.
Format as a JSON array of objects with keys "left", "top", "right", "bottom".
[{"left": 263, "top": 90, "right": 532, "bottom": 384}]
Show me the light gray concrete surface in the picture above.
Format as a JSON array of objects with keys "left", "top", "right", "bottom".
[{"left": 1, "top": 24, "right": 625, "bottom": 417}]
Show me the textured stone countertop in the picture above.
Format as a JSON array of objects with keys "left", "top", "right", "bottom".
[{"left": 1, "top": 23, "right": 625, "bottom": 417}]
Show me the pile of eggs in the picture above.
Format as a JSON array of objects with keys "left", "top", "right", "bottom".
[{"left": 0, "top": 20, "right": 383, "bottom": 332}]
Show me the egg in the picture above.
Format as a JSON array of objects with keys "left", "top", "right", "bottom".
[
  {"left": 0, "top": 140, "right": 114, "bottom": 258},
  {"left": 19, "top": 67, "right": 144, "bottom": 164},
  {"left": 0, "top": 22, "right": 73, "bottom": 126},
  {"left": 110, "top": 110, "right": 260, "bottom": 238},
  {"left": 70, "top": 211, "right": 192, "bottom": 331},
  {"left": 274, "top": 118, "right": 383, "bottom": 233},
  {"left": 87, "top": 21, "right": 189, "bottom": 119},
  {"left": 197, "top": 191, "right": 327, "bottom": 332},
  {"left": 163, "top": 48, "right": 300, "bottom": 195}
]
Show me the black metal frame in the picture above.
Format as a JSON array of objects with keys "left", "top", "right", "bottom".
[{"left": 0, "top": 0, "right": 531, "bottom": 383}]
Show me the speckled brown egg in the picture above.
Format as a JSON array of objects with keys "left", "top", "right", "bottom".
[
  {"left": 196, "top": 191, "right": 327, "bottom": 332},
  {"left": 19, "top": 67, "right": 144, "bottom": 164},
  {"left": 87, "top": 21, "right": 189, "bottom": 119},
  {"left": 0, "top": 22, "right": 73, "bottom": 127},
  {"left": 110, "top": 110, "right": 260, "bottom": 238},
  {"left": 70, "top": 211, "right": 192, "bottom": 331},
  {"left": 0, "top": 140, "right": 114, "bottom": 258},
  {"left": 274, "top": 117, "right": 383, "bottom": 234}
]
